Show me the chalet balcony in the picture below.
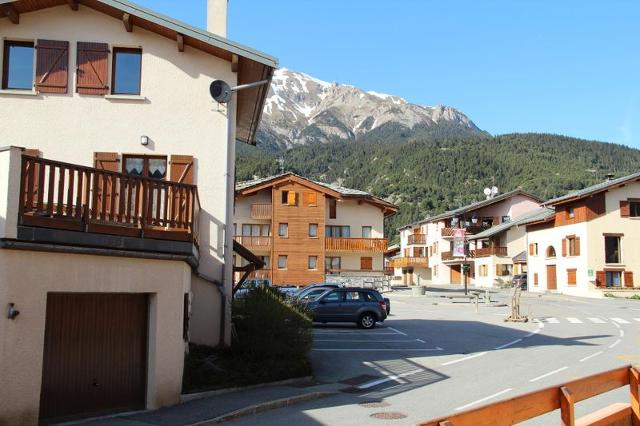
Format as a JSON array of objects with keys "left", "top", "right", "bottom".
[
  {"left": 250, "top": 203, "right": 272, "bottom": 220},
  {"left": 233, "top": 235, "right": 272, "bottom": 250},
  {"left": 1, "top": 150, "right": 200, "bottom": 261},
  {"left": 441, "top": 225, "right": 488, "bottom": 238},
  {"left": 441, "top": 250, "right": 476, "bottom": 261},
  {"left": 474, "top": 246, "right": 508, "bottom": 258},
  {"left": 391, "top": 257, "right": 429, "bottom": 269},
  {"left": 325, "top": 237, "right": 388, "bottom": 252},
  {"left": 407, "top": 234, "right": 426, "bottom": 245}
]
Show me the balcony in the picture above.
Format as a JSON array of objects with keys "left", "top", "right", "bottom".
[
  {"left": 250, "top": 203, "right": 272, "bottom": 220},
  {"left": 474, "top": 246, "right": 508, "bottom": 258},
  {"left": 233, "top": 235, "right": 272, "bottom": 249},
  {"left": 441, "top": 250, "right": 476, "bottom": 261},
  {"left": 441, "top": 226, "right": 488, "bottom": 238},
  {"left": 407, "top": 234, "right": 426, "bottom": 245},
  {"left": 391, "top": 257, "right": 429, "bottom": 268},
  {"left": 11, "top": 153, "right": 200, "bottom": 256},
  {"left": 325, "top": 237, "right": 388, "bottom": 252}
]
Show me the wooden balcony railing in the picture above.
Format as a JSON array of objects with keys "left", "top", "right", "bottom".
[
  {"left": 250, "top": 203, "right": 272, "bottom": 220},
  {"left": 233, "top": 235, "right": 272, "bottom": 248},
  {"left": 421, "top": 365, "right": 639, "bottom": 426},
  {"left": 325, "top": 237, "right": 388, "bottom": 252},
  {"left": 407, "top": 234, "right": 426, "bottom": 245},
  {"left": 19, "top": 155, "right": 200, "bottom": 243},
  {"left": 441, "top": 226, "right": 488, "bottom": 237},
  {"left": 391, "top": 257, "right": 429, "bottom": 268},
  {"left": 474, "top": 246, "right": 508, "bottom": 257}
]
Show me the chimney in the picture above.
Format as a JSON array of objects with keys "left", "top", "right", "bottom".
[{"left": 207, "top": 0, "right": 228, "bottom": 37}]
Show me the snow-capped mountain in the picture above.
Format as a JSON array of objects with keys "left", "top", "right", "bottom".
[{"left": 258, "top": 68, "right": 487, "bottom": 149}]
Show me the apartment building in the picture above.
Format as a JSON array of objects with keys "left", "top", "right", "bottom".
[
  {"left": 526, "top": 172, "right": 640, "bottom": 297},
  {"left": 0, "top": 0, "right": 275, "bottom": 423},
  {"left": 395, "top": 189, "right": 542, "bottom": 286},
  {"left": 234, "top": 173, "right": 398, "bottom": 285}
]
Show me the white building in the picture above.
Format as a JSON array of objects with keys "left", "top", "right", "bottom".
[{"left": 526, "top": 172, "right": 640, "bottom": 298}]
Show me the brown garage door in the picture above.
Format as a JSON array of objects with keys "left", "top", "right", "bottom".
[{"left": 39, "top": 293, "right": 148, "bottom": 423}]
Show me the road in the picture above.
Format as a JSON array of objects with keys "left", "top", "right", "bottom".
[{"left": 227, "top": 288, "right": 640, "bottom": 425}]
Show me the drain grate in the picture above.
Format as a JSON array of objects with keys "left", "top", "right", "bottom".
[
  {"left": 359, "top": 399, "right": 391, "bottom": 408},
  {"left": 370, "top": 412, "right": 408, "bottom": 420}
]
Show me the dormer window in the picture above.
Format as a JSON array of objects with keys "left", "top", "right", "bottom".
[
  {"left": 111, "top": 47, "right": 142, "bottom": 95},
  {"left": 2, "top": 40, "right": 34, "bottom": 90}
]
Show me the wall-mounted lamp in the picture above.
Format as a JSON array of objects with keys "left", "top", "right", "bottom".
[
  {"left": 140, "top": 135, "right": 149, "bottom": 146},
  {"left": 7, "top": 303, "right": 19, "bottom": 320}
]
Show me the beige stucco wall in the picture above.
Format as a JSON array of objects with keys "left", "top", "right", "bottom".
[
  {"left": 234, "top": 190, "right": 272, "bottom": 230},
  {"left": 0, "top": 250, "right": 190, "bottom": 425},
  {"left": 326, "top": 199, "right": 384, "bottom": 238},
  {"left": 1, "top": 6, "right": 238, "bottom": 344},
  {"left": 338, "top": 253, "right": 384, "bottom": 271},
  {"left": 0, "top": 147, "right": 21, "bottom": 240}
]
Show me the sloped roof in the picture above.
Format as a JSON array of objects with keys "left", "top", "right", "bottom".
[
  {"left": 543, "top": 171, "right": 640, "bottom": 206},
  {"left": 468, "top": 208, "right": 555, "bottom": 240},
  {"left": 512, "top": 250, "right": 527, "bottom": 263},
  {"left": 236, "top": 172, "right": 398, "bottom": 214},
  {"left": 0, "top": 0, "right": 277, "bottom": 145}
]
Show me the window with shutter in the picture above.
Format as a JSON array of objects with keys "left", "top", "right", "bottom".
[
  {"left": 561, "top": 239, "right": 567, "bottom": 257},
  {"left": 93, "top": 152, "right": 120, "bottom": 219},
  {"left": 305, "top": 191, "right": 317, "bottom": 206},
  {"left": 595, "top": 271, "right": 605, "bottom": 287},
  {"left": 529, "top": 243, "right": 533, "bottom": 255},
  {"left": 328, "top": 198, "right": 337, "bottom": 219},
  {"left": 534, "top": 273, "right": 539, "bottom": 286},
  {"left": 620, "top": 200, "right": 630, "bottom": 217},
  {"left": 287, "top": 191, "right": 297, "bottom": 206},
  {"left": 567, "top": 269, "right": 577, "bottom": 286},
  {"left": 574, "top": 237, "right": 580, "bottom": 256},
  {"left": 169, "top": 155, "right": 194, "bottom": 184},
  {"left": 77, "top": 42, "right": 109, "bottom": 95},
  {"left": 2, "top": 40, "right": 35, "bottom": 90},
  {"left": 360, "top": 257, "right": 373, "bottom": 270},
  {"left": 36, "top": 39, "right": 69, "bottom": 94},
  {"left": 624, "top": 271, "right": 634, "bottom": 288}
]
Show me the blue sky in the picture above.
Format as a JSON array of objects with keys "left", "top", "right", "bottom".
[{"left": 137, "top": 0, "right": 640, "bottom": 148}]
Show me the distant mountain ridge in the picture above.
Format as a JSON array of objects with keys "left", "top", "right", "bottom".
[{"left": 258, "top": 68, "right": 488, "bottom": 150}]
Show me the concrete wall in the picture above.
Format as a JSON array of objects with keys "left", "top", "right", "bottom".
[
  {"left": 0, "top": 147, "right": 21, "bottom": 240},
  {"left": 339, "top": 253, "right": 384, "bottom": 271},
  {"left": 234, "top": 190, "right": 272, "bottom": 229},
  {"left": 0, "top": 250, "right": 190, "bottom": 425}
]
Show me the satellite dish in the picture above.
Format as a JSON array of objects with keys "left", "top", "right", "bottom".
[
  {"left": 210, "top": 80, "right": 232, "bottom": 103},
  {"left": 483, "top": 188, "right": 491, "bottom": 196},
  {"left": 491, "top": 186, "right": 499, "bottom": 195}
]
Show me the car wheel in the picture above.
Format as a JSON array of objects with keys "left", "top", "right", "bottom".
[{"left": 358, "top": 313, "right": 376, "bottom": 329}]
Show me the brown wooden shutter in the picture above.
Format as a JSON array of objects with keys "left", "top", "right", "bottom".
[
  {"left": 304, "top": 191, "right": 317, "bottom": 206},
  {"left": 169, "top": 155, "right": 194, "bottom": 184},
  {"left": 624, "top": 271, "right": 634, "bottom": 288},
  {"left": 287, "top": 191, "right": 297, "bottom": 206},
  {"left": 567, "top": 269, "right": 576, "bottom": 285},
  {"left": 36, "top": 39, "right": 69, "bottom": 94},
  {"left": 561, "top": 238, "right": 567, "bottom": 257},
  {"left": 529, "top": 243, "right": 534, "bottom": 255},
  {"left": 575, "top": 237, "right": 580, "bottom": 256},
  {"left": 534, "top": 273, "right": 539, "bottom": 286},
  {"left": 77, "top": 42, "right": 109, "bottom": 95},
  {"left": 595, "top": 271, "right": 605, "bottom": 287},
  {"left": 360, "top": 256, "right": 372, "bottom": 270},
  {"left": 620, "top": 200, "right": 630, "bottom": 217},
  {"left": 94, "top": 152, "right": 120, "bottom": 218}
]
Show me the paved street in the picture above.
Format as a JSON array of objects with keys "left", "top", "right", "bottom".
[{"left": 227, "top": 288, "right": 640, "bottom": 425}]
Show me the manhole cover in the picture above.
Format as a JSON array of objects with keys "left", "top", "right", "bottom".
[
  {"left": 370, "top": 412, "right": 407, "bottom": 420},
  {"left": 359, "top": 399, "right": 391, "bottom": 408}
]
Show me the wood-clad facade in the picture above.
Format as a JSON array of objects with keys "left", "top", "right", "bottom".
[{"left": 234, "top": 173, "right": 397, "bottom": 286}]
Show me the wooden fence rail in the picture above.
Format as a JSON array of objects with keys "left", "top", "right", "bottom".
[
  {"left": 19, "top": 155, "right": 200, "bottom": 243},
  {"left": 420, "top": 365, "right": 639, "bottom": 426}
]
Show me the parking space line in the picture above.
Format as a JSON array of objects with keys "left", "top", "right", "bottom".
[
  {"left": 313, "top": 348, "right": 443, "bottom": 352},
  {"left": 566, "top": 317, "right": 582, "bottom": 323},
  {"left": 633, "top": 318, "right": 640, "bottom": 322},
  {"left": 455, "top": 388, "right": 512, "bottom": 411},
  {"left": 619, "top": 329, "right": 625, "bottom": 338},
  {"left": 579, "top": 351, "right": 603, "bottom": 362},
  {"left": 610, "top": 318, "right": 630, "bottom": 324},
  {"left": 387, "top": 327, "right": 408, "bottom": 336},
  {"left": 494, "top": 338, "right": 523, "bottom": 350},
  {"left": 357, "top": 368, "right": 425, "bottom": 390},
  {"left": 609, "top": 339, "right": 621, "bottom": 349},
  {"left": 587, "top": 317, "right": 606, "bottom": 324},
  {"left": 441, "top": 352, "right": 487, "bottom": 366},
  {"left": 529, "top": 366, "right": 568, "bottom": 382},
  {"left": 314, "top": 339, "right": 419, "bottom": 343}
]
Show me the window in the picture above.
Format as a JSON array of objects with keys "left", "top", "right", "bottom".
[
  {"left": 123, "top": 155, "right": 167, "bottom": 179},
  {"left": 328, "top": 198, "right": 337, "bottom": 219},
  {"left": 566, "top": 236, "right": 579, "bottom": 256},
  {"left": 606, "top": 271, "right": 622, "bottom": 288},
  {"left": 326, "top": 225, "right": 350, "bottom": 238},
  {"left": 308, "top": 256, "right": 318, "bottom": 270},
  {"left": 277, "top": 255, "right": 287, "bottom": 269},
  {"left": 362, "top": 226, "right": 372, "bottom": 238},
  {"left": 345, "top": 291, "right": 362, "bottom": 302},
  {"left": 111, "top": 47, "right": 142, "bottom": 95},
  {"left": 567, "top": 206, "right": 575, "bottom": 219},
  {"left": 322, "top": 290, "right": 343, "bottom": 303},
  {"left": 325, "top": 256, "right": 341, "bottom": 271},
  {"left": 534, "top": 273, "right": 539, "bottom": 286},
  {"left": 630, "top": 201, "right": 640, "bottom": 217},
  {"left": 481, "top": 217, "right": 494, "bottom": 227},
  {"left": 605, "top": 236, "right": 621, "bottom": 264},
  {"left": 309, "top": 223, "right": 318, "bottom": 238},
  {"left": 305, "top": 191, "right": 317, "bottom": 206},
  {"left": 567, "top": 269, "right": 577, "bottom": 286},
  {"left": 278, "top": 223, "right": 288, "bottom": 237},
  {"left": 546, "top": 246, "right": 556, "bottom": 258},
  {"left": 496, "top": 264, "right": 513, "bottom": 276},
  {"left": 242, "top": 224, "right": 270, "bottom": 237},
  {"left": 501, "top": 216, "right": 511, "bottom": 223},
  {"left": 260, "top": 256, "right": 270, "bottom": 268},
  {"left": 2, "top": 40, "right": 34, "bottom": 90},
  {"left": 281, "top": 191, "right": 289, "bottom": 204},
  {"left": 281, "top": 190, "right": 297, "bottom": 206},
  {"left": 479, "top": 265, "right": 488, "bottom": 277},
  {"left": 361, "top": 257, "right": 373, "bottom": 270},
  {"left": 529, "top": 243, "right": 539, "bottom": 256}
]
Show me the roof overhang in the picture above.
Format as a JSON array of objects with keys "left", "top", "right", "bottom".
[
  {"left": 0, "top": 0, "right": 277, "bottom": 145},
  {"left": 237, "top": 173, "right": 343, "bottom": 198},
  {"left": 543, "top": 175, "right": 640, "bottom": 207}
]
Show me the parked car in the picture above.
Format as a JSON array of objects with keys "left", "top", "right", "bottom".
[
  {"left": 277, "top": 285, "right": 300, "bottom": 297},
  {"left": 291, "top": 283, "right": 342, "bottom": 300},
  {"left": 383, "top": 297, "right": 391, "bottom": 315},
  {"left": 304, "top": 288, "right": 388, "bottom": 329},
  {"left": 512, "top": 274, "right": 527, "bottom": 290},
  {"left": 234, "top": 278, "right": 271, "bottom": 299}
]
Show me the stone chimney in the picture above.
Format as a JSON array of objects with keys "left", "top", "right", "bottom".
[{"left": 207, "top": 0, "right": 228, "bottom": 37}]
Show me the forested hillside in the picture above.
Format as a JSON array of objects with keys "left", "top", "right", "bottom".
[{"left": 236, "top": 133, "right": 640, "bottom": 239}]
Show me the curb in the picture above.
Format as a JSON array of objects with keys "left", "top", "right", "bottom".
[
  {"left": 187, "top": 391, "right": 336, "bottom": 425},
  {"left": 181, "top": 376, "right": 314, "bottom": 403}
]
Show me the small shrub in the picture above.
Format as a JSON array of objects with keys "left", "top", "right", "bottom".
[{"left": 629, "top": 294, "right": 640, "bottom": 300}]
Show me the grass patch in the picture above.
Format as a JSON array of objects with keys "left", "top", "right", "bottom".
[{"left": 183, "top": 287, "right": 313, "bottom": 393}]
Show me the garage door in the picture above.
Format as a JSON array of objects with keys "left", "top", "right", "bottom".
[{"left": 39, "top": 293, "right": 148, "bottom": 423}]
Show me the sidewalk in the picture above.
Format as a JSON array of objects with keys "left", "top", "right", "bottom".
[{"left": 73, "top": 381, "right": 338, "bottom": 426}]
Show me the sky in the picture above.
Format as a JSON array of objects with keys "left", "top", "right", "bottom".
[{"left": 136, "top": 0, "right": 640, "bottom": 148}]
